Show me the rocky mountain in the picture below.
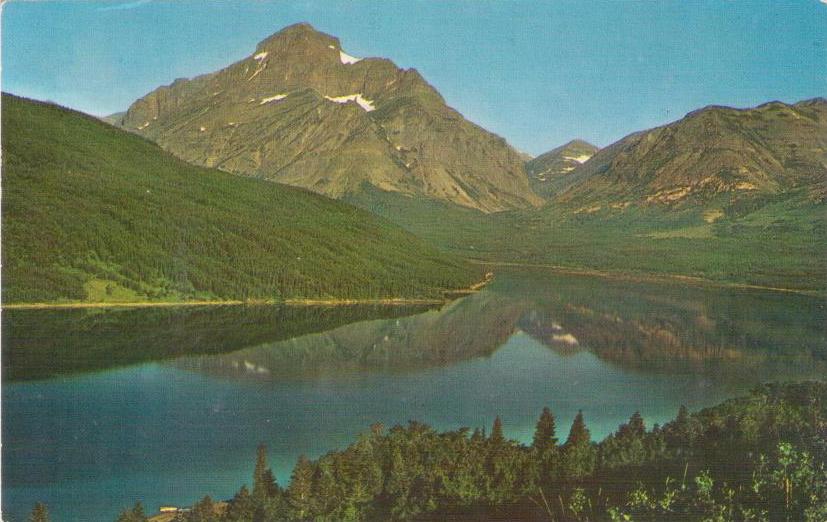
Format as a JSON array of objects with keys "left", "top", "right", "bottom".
[
  {"left": 525, "top": 139, "right": 597, "bottom": 198},
  {"left": 118, "top": 23, "right": 542, "bottom": 213},
  {"left": 554, "top": 99, "right": 827, "bottom": 209}
]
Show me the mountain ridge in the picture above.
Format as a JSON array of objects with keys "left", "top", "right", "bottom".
[
  {"left": 118, "top": 23, "right": 543, "bottom": 213},
  {"left": 553, "top": 98, "right": 827, "bottom": 208}
]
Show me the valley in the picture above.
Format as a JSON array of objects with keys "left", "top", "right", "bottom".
[{"left": 97, "top": 25, "right": 825, "bottom": 295}]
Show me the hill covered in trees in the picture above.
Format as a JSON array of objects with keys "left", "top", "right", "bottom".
[
  {"left": 106, "top": 381, "right": 827, "bottom": 521},
  {"left": 1, "top": 94, "right": 479, "bottom": 304}
]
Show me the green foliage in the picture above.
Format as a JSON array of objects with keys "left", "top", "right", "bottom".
[
  {"left": 1, "top": 94, "right": 479, "bottom": 304},
  {"left": 532, "top": 406, "right": 558, "bottom": 453},
  {"left": 158, "top": 382, "right": 827, "bottom": 521},
  {"left": 490, "top": 416, "right": 505, "bottom": 445},
  {"left": 116, "top": 502, "right": 147, "bottom": 522},
  {"left": 252, "top": 445, "right": 279, "bottom": 501},
  {"left": 187, "top": 496, "right": 220, "bottom": 522},
  {"left": 350, "top": 186, "right": 827, "bottom": 293},
  {"left": 286, "top": 455, "right": 314, "bottom": 520}
]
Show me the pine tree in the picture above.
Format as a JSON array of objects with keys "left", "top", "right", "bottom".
[
  {"left": 29, "top": 503, "right": 49, "bottom": 522},
  {"left": 623, "top": 411, "right": 646, "bottom": 438},
  {"left": 565, "top": 410, "right": 591, "bottom": 447},
  {"left": 262, "top": 468, "right": 280, "bottom": 497},
  {"left": 471, "top": 427, "right": 485, "bottom": 443},
  {"left": 491, "top": 416, "right": 505, "bottom": 445},
  {"left": 561, "top": 411, "right": 596, "bottom": 479},
  {"left": 131, "top": 502, "right": 146, "bottom": 521},
  {"left": 189, "top": 496, "right": 217, "bottom": 522},
  {"left": 532, "top": 407, "right": 558, "bottom": 452},
  {"left": 225, "top": 485, "right": 254, "bottom": 522},
  {"left": 287, "top": 455, "right": 315, "bottom": 520},
  {"left": 253, "top": 444, "right": 269, "bottom": 500},
  {"left": 676, "top": 404, "right": 689, "bottom": 426}
]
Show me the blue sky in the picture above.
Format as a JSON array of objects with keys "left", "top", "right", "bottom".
[{"left": 2, "top": 0, "right": 825, "bottom": 154}]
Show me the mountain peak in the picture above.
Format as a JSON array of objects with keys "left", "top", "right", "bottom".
[
  {"left": 525, "top": 139, "right": 599, "bottom": 198},
  {"left": 256, "top": 22, "right": 340, "bottom": 52},
  {"left": 120, "top": 24, "right": 542, "bottom": 213}
]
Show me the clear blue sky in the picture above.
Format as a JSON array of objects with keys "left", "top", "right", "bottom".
[{"left": 2, "top": 0, "right": 825, "bottom": 154}]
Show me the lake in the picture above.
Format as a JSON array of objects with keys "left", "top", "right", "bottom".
[{"left": 3, "top": 269, "right": 825, "bottom": 522}]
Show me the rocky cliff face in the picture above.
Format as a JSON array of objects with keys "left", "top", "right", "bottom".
[
  {"left": 525, "top": 139, "right": 598, "bottom": 198},
  {"left": 554, "top": 99, "right": 827, "bottom": 207},
  {"left": 121, "top": 23, "right": 542, "bottom": 212}
]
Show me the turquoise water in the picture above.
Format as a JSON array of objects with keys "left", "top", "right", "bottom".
[{"left": 3, "top": 270, "right": 825, "bottom": 521}]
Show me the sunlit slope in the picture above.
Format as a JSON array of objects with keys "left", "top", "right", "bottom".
[{"left": 1, "top": 94, "right": 478, "bottom": 303}]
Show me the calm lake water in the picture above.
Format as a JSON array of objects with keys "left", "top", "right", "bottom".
[{"left": 3, "top": 269, "right": 825, "bottom": 522}]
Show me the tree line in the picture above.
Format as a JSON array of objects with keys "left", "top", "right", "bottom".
[
  {"left": 101, "top": 382, "right": 827, "bottom": 521},
  {"left": 26, "top": 382, "right": 826, "bottom": 521}
]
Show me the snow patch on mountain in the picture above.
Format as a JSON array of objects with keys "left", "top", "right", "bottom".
[
  {"left": 564, "top": 154, "right": 593, "bottom": 164},
  {"left": 324, "top": 93, "right": 375, "bottom": 112},
  {"left": 339, "top": 50, "right": 362, "bottom": 65},
  {"left": 552, "top": 333, "right": 579, "bottom": 345},
  {"left": 260, "top": 94, "right": 288, "bottom": 104},
  {"left": 254, "top": 52, "right": 268, "bottom": 61}
]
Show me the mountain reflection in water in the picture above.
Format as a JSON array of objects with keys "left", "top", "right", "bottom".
[{"left": 174, "top": 269, "right": 826, "bottom": 384}]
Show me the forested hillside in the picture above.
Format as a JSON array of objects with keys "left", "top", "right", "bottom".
[{"left": 1, "top": 94, "right": 478, "bottom": 303}]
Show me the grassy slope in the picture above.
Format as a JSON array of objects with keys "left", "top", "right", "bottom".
[
  {"left": 348, "top": 187, "right": 826, "bottom": 292},
  {"left": 1, "top": 94, "right": 480, "bottom": 304}
]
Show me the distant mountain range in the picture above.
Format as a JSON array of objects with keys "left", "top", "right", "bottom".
[
  {"left": 114, "top": 22, "right": 826, "bottom": 219},
  {"left": 525, "top": 139, "right": 598, "bottom": 198},
  {"left": 116, "top": 23, "right": 542, "bottom": 213},
  {"left": 552, "top": 99, "right": 827, "bottom": 210},
  {"left": 11, "top": 21, "right": 823, "bottom": 298}
]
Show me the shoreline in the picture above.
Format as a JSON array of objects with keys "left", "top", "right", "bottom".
[
  {"left": 469, "top": 260, "right": 823, "bottom": 297},
  {"left": 2, "top": 275, "right": 495, "bottom": 311},
  {"left": 2, "top": 298, "right": 446, "bottom": 310}
]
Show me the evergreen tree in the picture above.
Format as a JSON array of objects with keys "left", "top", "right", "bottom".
[
  {"left": 116, "top": 502, "right": 147, "bottom": 522},
  {"left": 676, "top": 404, "right": 689, "bottom": 425},
  {"left": 561, "top": 410, "right": 596, "bottom": 479},
  {"left": 287, "top": 455, "right": 315, "bottom": 520},
  {"left": 620, "top": 411, "right": 646, "bottom": 438},
  {"left": 131, "top": 502, "right": 146, "bottom": 522},
  {"left": 188, "top": 496, "right": 218, "bottom": 522},
  {"left": 491, "top": 416, "right": 505, "bottom": 445},
  {"left": 262, "top": 468, "right": 280, "bottom": 497},
  {"left": 29, "top": 503, "right": 49, "bottom": 522},
  {"left": 252, "top": 444, "right": 269, "bottom": 500},
  {"left": 224, "top": 485, "right": 254, "bottom": 522},
  {"left": 471, "top": 427, "right": 485, "bottom": 443},
  {"left": 665, "top": 404, "right": 695, "bottom": 451},
  {"left": 532, "top": 407, "right": 558, "bottom": 452},
  {"left": 564, "top": 410, "right": 591, "bottom": 447}
]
